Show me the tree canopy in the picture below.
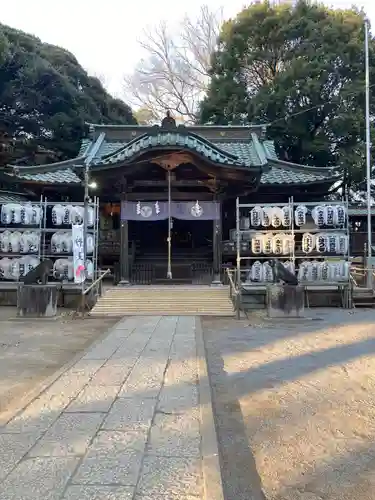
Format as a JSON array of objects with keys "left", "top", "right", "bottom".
[
  {"left": 200, "top": 0, "right": 375, "bottom": 186},
  {"left": 0, "top": 23, "right": 135, "bottom": 165}
]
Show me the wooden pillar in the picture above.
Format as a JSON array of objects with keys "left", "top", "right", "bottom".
[
  {"left": 212, "top": 198, "right": 222, "bottom": 285},
  {"left": 119, "top": 188, "right": 130, "bottom": 286}
]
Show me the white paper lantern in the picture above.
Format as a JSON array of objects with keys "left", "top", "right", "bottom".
[
  {"left": 263, "top": 261, "right": 273, "bottom": 282},
  {"left": 9, "top": 231, "right": 21, "bottom": 253},
  {"left": 281, "top": 206, "right": 292, "bottom": 227},
  {"left": 312, "top": 205, "right": 325, "bottom": 226},
  {"left": 325, "top": 206, "right": 335, "bottom": 226},
  {"left": 302, "top": 233, "right": 315, "bottom": 253},
  {"left": 326, "top": 233, "right": 338, "bottom": 253},
  {"left": 272, "top": 234, "right": 283, "bottom": 254},
  {"left": 282, "top": 234, "right": 294, "bottom": 255},
  {"left": 315, "top": 233, "right": 327, "bottom": 253},
  {"left": 337, "top": 234, "right": 348, "bottom": 255},
  {"left": 334, "top": 205, "right": 346, "bottom": 226},
  {"left": 251, "top": 261, "right": 263, "bottom": 282},
  {"left": 52, "top": 204, "right": 65, "bottom": 225},
  {"left": 1, "top": 204, "right": 12, "bottom": 224},
  {"left": 70, "top": 206, "right": 84, "bottom": 225},
  {"left": 261, "top": 207, "right": 271, "bottom": 227},
  {"left": 262, "top": 233, "right": 272, "bottom": 254},
  {"left": 251, "top": 234, "right": 263, "bottom": 254},
  {"left": 295, "top": 205, "right": 307, "bottom": 226},
  {"left": 250, "top": 206, "right": 262, "bottom": 227},
  {"left": 270, "top": 207, "right": 283, "bottom": 228}
]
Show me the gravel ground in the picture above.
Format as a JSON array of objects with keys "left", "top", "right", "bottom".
[
  {"left": 0, "top": 307, "right": 118, "bottom": 423},
  {"left": 202, "top": 308, "right": 375, "bottom": 500}
]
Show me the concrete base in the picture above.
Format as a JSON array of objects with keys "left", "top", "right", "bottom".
[
  {"left": 117, "top": 280, "right": 131, "bottom": 287},
  {"left": 17, "top": 284, "right": 58, "bottom": 318},
  {"left": 266, "top": 284, "right": 304, "bottom": 318}
]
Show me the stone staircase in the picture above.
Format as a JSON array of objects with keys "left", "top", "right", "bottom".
[
  {"left": 353, "top": 287, "right": 375, "bottom": 308},
  {"left": 90, "top": 286, "right": 234, "bottom": 317}
]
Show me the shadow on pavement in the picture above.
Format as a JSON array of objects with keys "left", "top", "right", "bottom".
[{"left": 204, "top": 338, "right": 267, "bottom": 500}]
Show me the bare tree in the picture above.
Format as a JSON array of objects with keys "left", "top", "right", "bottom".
[{"left": 123, "top": 6, "right": 223, "bottom": 123}]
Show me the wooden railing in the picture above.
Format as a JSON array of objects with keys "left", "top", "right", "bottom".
[
  {"left": 350, "top": 266, "right": 375, "bottom": 289},
  {"left": 226, "top": 268, "right": 241, "bottom": 319},
  {"left": 79, "top": 268, "right": 111, "bottom": 316}
]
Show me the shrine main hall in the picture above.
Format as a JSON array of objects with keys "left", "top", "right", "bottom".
[{"left": 0, "top": 116, "right": 342, "bottom": 285}]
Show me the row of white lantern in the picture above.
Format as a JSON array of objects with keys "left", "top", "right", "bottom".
[
  {"left": 0, "top": 257, "right": 40, "bottom": 280},
  {"left": 0, "top": 257, "right": 95, "bottom": 281},
  {"left": 53, "top": 259, "right": 94, "bottom": 281},
  {"left": 298, "top": 260, "right": 350, "bottom": 282},
  {"left": 0, "top": 231, "right": 40, "bottom": 253},
  {"left": 51, "top": 205, "right": 95, "bottom": 226},
  {"left": 251, "top": 233, "right": 294, "bottom": 255},
  {"left": 295, "top": 204, "right": 346, "bottom": 227},
  {"left": 244, "top": 259, "right": 350, "bottom": 283},
  {"left": 51, "top": 233, "right": 94, "bottom": 254},
  {"left": 246, "top": 260, "right": 295, "bottom": 282},
  {"left": 248, "top": 205, "right": 346, "bottom": 228},
  {"left": 249, "top": 206, "right": 292, "bottom": 228},
  {"left": 1, "top": 204, "right": 43, "bottom": 225},
  {"left": 0, "top": 204, "right": 96, "bottom": 227},
  {"left": 302, "top": 233, "right": 348, "bottom": 254}
]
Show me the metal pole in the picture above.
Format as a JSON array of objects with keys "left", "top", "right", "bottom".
[
  {"left": 236, "top": 197, "right": 241, "bottom": 291},
  {"left": 82, "top": 167, "right": 89, "bottom": 295},
  {"left": 167, "top": 170, "right": 172, "bottom": 279},
  {"left": 365, "top": 19, "right": 373, "bottom": 288}
]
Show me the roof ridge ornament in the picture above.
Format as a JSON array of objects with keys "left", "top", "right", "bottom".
[{"left": 161, "top": 111, "right": 177, "bottom": 129}]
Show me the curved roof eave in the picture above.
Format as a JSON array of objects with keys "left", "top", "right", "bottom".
[
  {"left": 91, "top": 131, "right": 255, "bottom": 170},
  {"left": 4, "top": 155, "right": 86, "bottom": 175},
  {"left": 271, "top": 158, "right": 342, "bottom": 175}
]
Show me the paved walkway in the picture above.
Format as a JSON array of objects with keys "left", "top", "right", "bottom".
[{"left": 0, "top": 316, "right": 204, "bottom": 500}]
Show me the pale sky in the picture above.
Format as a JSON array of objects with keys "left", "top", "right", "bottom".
[{"left": 2, "top": 0, "right": 375, "bottom": 98}]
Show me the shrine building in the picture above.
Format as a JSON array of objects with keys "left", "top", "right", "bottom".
[{"left": 0, "top": 115, "right": 344, "bottom": 285}]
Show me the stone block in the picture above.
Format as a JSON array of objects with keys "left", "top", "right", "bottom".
[
  {"left": 89, "top": 430, "right": 148, "bottom": 453},
  {"left": 147, "top": 412, "right": 200, "bottom": 457},
  {"left": 63, "top": 486, "right": 134, "bottom": 500},
  {"left": 90, "top": 361, "right": 133, "bottom": 386},
  {"left": 0, "top": 433, "right": 39, "bottom": 481},
  {"left": 266, "top": 284, "right": 304, "bottom": 318},
  {"left": 72, "top": 449, "right": 143, "bottom": 486},
  {"left": 17, "top": 284, "right": 57, "bottom": 318},
  {"left": 65, "top": 385, "right": 119, "bottom": 413},
  {"left": 102, "top": 398, "right": 157, "bottom": 431},
  {"left": 158, "top": 383, "right": 198, "bottom": 414},
  {"left": 118, "top": 360, "right": 167, "bottom": 399},
  {"left": 28, "top": 412, "right": 104, "bottom": 457},
  {"left": 137, "top": 456, "right": 202, "bottom": 498},
  {"left": 0, "top": 456, "right": 79, "bottom": 500}
]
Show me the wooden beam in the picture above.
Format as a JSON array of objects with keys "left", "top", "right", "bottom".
[
  {"left": 132, "top": 179, "right": 204, "bottom": 187},
  {"left": 125, "top": 191, "right": 214, "bottom": 201}
]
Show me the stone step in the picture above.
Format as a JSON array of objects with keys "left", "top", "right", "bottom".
[{"left": 91, "top": 286, "right": 234, "bottom": 317}]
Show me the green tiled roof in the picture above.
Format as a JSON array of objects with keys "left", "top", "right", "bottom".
[
  {"left": 6, "top": 167, "right": 81, "bottom": 184},
  {"left": 261, "top": 162, "right": 339, "bottom": 185},
  {"left": 2, "top": 128, "right": 341, "bottom": 186},
  {"left": 92, "top": 132, "right": 256, "bottom": 169},
  {"left": 0, "top": 191, "right": 30, "bottom": 203}
]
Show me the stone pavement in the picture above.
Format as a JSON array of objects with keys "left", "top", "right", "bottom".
[{"left": 0, "top": 315, "right": 209, "bottom": 500}]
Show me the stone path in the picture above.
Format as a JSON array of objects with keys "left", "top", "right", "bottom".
[{"left": 0, "top": 316, "right": 204, "bottom": 500}]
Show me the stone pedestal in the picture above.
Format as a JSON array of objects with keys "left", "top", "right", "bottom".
[
  {"left": 17, "top": 284, "right": 58, "bottom": 318},
  {"left": 266, "top": 284, "right": 304, "bottom": 318}
]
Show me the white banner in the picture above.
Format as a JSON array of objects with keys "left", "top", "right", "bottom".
[{"left": 72, "top": 224, "right": 85, "bottom": 284}]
